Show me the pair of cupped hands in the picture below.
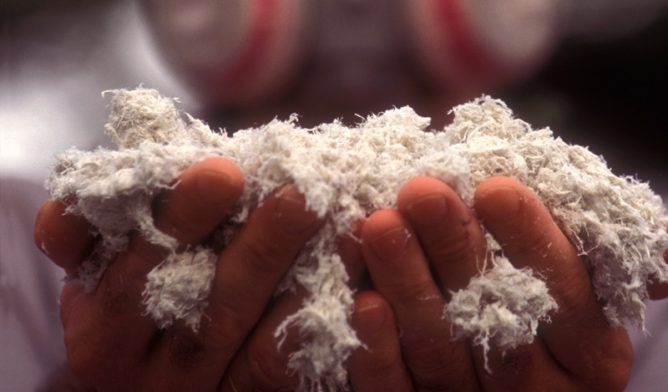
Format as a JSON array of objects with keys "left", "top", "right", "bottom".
[{"left": 35, "top": 157, "right": 668, "bottom": 391}]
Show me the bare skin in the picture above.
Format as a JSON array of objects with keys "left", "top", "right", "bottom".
[
  {"left": 35, "top": 160, "right": 667, "bottom": 390},
  {"left": 36, "top": 157, "right": 325, "bottom": 390},
  {"left": 347, "top": 176, "right": 644, "bottom": 391}
]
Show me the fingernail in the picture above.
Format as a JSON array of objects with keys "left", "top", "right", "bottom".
[
  {"left": 368, "top": 226, "right": 410, "bottom": 261},
  {"left": 274, "top": 186, "right": 319, "bottom": 234},
  {"left": 355, "top": 303, "right": 386, "bottom": 332},
  {"left": 478, "top": 186, "right": 522, "bottom": 222},
  {"left": 406, "top": 194, "right": 448, "bottom": 226},
  {"left": 35, "top": 229, "right": 48, "bottom": 256},
  {"left": 195, "top": 170, "right": 233, "bottom": 206}
]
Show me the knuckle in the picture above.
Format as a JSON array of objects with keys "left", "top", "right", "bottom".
[
  {"left": 402, "top": 278, "right": 438, "bottom": 302},
  {"left": 549, "top": 269, "right": 591, "bottom": 318},
  {"left": 65, "top": 335, "right": 131, "bottom": 388},
  {"left": 97, "top": 278, "right": 134, "bottom": 319},
  {"left": 246, "top": 337, "right": 291, "bottom": 386},
  {"left": 65, "top": 341, "right": 100, "bottom": 385},
  {"left": 203, "top": 298, "right": 251, "bottom": 353},
  {"left": 495, "top": 345, "right": 536, "bottom": 375},
  {"left": 390, "top": 278, "right": 436, "bottom": 306},
  {"left": 240, "top": 237, "right": 290, "bottom": 276},
  {"left": 586, "top": 360, "right": 632, "bottom": 392},
  {"left": 361, "top": 348, "right": 401, "bottom": 375},
  {"left": 582, "top": 333, "right": 633, "bottom": 392},
  {"left": 477, "top": 346, "right": 541, "bottom": 392},
  {"left": 165, "top": 329, "right": 207, "bottom": 369},
  {"left": 404, "top": 339, "right": 475, "bottom": 390}
]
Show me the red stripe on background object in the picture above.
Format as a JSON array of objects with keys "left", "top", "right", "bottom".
[
  {"left": 435, "top": 0, "right": 502, "bottom": 82},
  {"left": 213, "top": 0, "right": 277, "bottom": 90}
]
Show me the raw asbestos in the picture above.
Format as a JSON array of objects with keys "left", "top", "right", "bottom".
[
  {"left": 445, "top": 256, "right": 558, "bottom": 373},
  {"left": 47, "top": 88, "right": 668, "bottom": 390}
]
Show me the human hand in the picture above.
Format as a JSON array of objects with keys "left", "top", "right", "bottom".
[
  {"left": 34, "top": 157, "right": 323, "bottom": 391},
  {"left": 348, "top": 176, "right": 636, "bottom": 391},
  {"left": 648, "top": 232, "right": 668, "bottom": 299},
  {"left": 216, "top": 228, "right": 367, "bottom": 391}
]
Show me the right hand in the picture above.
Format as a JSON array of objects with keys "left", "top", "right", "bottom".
[{"left": 34, "top": 157, "right": 323, "bottom": 390}]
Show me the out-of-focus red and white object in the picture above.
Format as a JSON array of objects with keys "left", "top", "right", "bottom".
[
  {"left": 405, "top": 0, "right": 566, "bottom": 93},
  {"left": 142, "top": 0, "right": 668, "bottom": 108},
  {"left": 142, "top": 0, "right": 309, "bottom": 106}
]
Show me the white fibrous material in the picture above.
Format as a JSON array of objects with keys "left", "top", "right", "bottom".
[
  {"left": 445, "top": 257, "right": 558, "bottom": 372},
  {"left": 143, "top": 247, "right": 217, "bottom": 331},
  {"left": 46, "top": 88, "right": 668, "bottom": 388},
  {"left": 274, "top": 231, "right": 361, "bottom": 391}
]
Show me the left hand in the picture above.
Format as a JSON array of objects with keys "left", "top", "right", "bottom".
[
  {"left": 35, "top": 158, "right": 325, "bottom": 391},
  {"left": 348, "top": 176, "right": 639, "bottom": 391}
]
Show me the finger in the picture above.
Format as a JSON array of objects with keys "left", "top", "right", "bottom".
[
  {"left": 349, "top": 291, "right": 414, "bottom": 392},
  {"left": 145, "top": 157, "right": 245, "bottom": 251},
  {"left": 219, "top": 232, "right": 366, "bottom": 391},
  {"left": 474, "top": 177, "right": 633, "bottom": 391},
  {"left": 34, "top": 200, "right": 95, "bottom": 275},
  {"left": 145, "top": 185, "right": 322, "bottom": 391},
  {"left": 647, "top": 240, "right": 668, "bottom": 299},
  {"left": 63, "top": 157, "right": 243, "bottom": 388},
  {"left": 397, "top": 176, "right": 486, "bottom": 292},
  {"left": 338, "top": 223, "right": 367, "bottom": 286},
  {"left": 361, "top": 209, "right": 480, "bottom": 390},
  {"left": 219, "top": 291, "right": 303, "bottom": 392},
  {"left": 474, "top": 339, "right": 581, "bottom": 392}
]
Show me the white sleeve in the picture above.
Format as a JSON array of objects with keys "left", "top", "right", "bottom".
[
  {"left": 627, "top": 299, "right": 668, "bottom": 391},
  {"left": 0, "top": 178, "right": 75, "bottom": 390},
  {"left": 627, "top": 192, "right": 668, "bottom": 392}
]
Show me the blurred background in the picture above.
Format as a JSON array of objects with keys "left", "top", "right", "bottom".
[
  {"left": 2, "top": 0, "right": 667, "bottom": 192},
  {"left": 2, "top": 0, "right": 190, "bottom": 181},
  {"left": 1, "top": 1, "right": 667, "bottom": 390},
  {"left": 506, "top": 8, "right": 668, "bottom": 196}
]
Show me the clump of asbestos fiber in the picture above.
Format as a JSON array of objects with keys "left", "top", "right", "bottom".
[{"left": 47, "top": 88, "right": 668, "bottom": 390}]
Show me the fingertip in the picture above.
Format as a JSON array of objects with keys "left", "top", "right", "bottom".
[
  {"left": 189, "top": 157, "right": 244, "bottom": 207},
  {"left": 397, "top": 176, "right": 449, "bottom": 207},
  {"left": 154, "top": 157, "right": 244, "bottom": 245},
  {"left": 34, "top": 200, "right": 64, "bottom": 252},
  {"left": 648, "top": 233, "right": 668, "bottom": 299},
  {"left": 361, "top": 209, "right": 405, "bottom": 241},
  {"left": 474, "top": 177, "right": 526, "bottom": 224},
  {"left": 648, "top": 248, "right": 668, "bottom": 299},
  {"left": 475, "top": 176, "right": 523, "bottom": 194},
  {"left": 650, "top": 285, "right": 668, "bottom": 300},
  {"left": 398, "top": 178, "right": 486, "bottom": 293},
  {"left": 361, "top": 210, "right": 411, "bottom": 263},
  {"left": 397, "top": 177, "right": 452, "bottom": 228},
  {"left": 474, "top": 176, "right": 525, "bottom": 201},
  {"left": 196, "top": 156, "right": 243, "bottom": 176},
  {"left": 34, "top": 200, "right": 94, "bottom": 271},
  {"left": 33, "top": 201, "right": 51, "bottom": 253}
]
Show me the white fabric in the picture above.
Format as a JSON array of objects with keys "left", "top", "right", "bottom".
[
  {"left": 628, "top": 288, "right": 668, "bottom": 391},
  {"left": 0, "top": 178, "right": 67, "bottom": 391}
]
